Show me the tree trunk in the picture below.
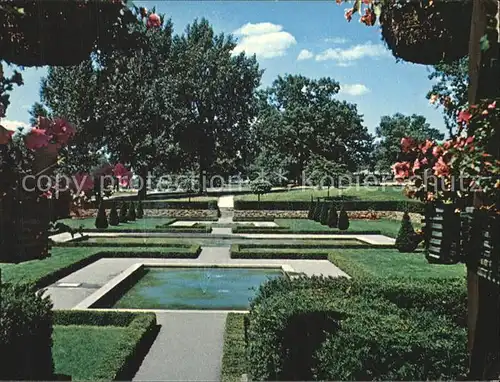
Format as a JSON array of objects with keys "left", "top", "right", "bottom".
[{"left": 137, "top": 167, "right": 148, "bottom": 200}]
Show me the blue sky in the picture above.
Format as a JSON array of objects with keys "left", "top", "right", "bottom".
[{"left": 3, "top": 1, "right": 445, "bottom": 135}]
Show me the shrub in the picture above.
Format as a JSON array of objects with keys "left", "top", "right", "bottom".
[
  {"left": 108, "top": 203, "right": 120, "bottom": 226},
  {"left": 313, "top": 199, "right": 322, "bottom": 222},
  {"left": 119, "top": 201, "right": 128, "bottom": 223},
  {"left": 234, "top": 200, "right": 424, "bottom": 212},
  {"left": 313, "top": 309, "right": 467, "bottom": 381},
  {"left": 251, "top": 179, "right": 272, "bottom": 201},
  {"left": 307, "top": 198, "right": 315, "bottom": 220},
  {"left": 319, "top": 202, "right": 329, "bottom": 225},
  {"left": 327, "top": 203, "right": 338, "bottom": 228},
  {"left": 337, "top": 206, "right": 349, "bottom": 230},
  {"left": 95, "top": 202, "right": 109, "bottom": 229},
  {"left": 246, "top": 276, "right": 468, "bottom": 381},
  {"left": 395, "top": 211, "right": 418, "bottom": 252},
  {"left": 0, "top": 283, "right": 54, "bottom": 380},
  {"left": 127, "top": 202, "right": 136, "bottom": 221},
  {"left": 136, "top": 200, "right": 144, "bottom": 219}
]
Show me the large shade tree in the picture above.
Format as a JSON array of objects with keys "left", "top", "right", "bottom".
[
  {"left": 253, "top": 74, "right": 373, "bottom": 184},
  {"left": 170, "top": 19, "right": 262, "bottom": 190},
  {"left": 374, "top": 113, "right": 444, "bottom": 171}
]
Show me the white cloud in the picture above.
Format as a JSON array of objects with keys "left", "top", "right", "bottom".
[
  {"left": 234, "top": 22, "right": 283, "bottom": 36},
  {"left": 339, "top": 84, "right": 371, "bottom": 96},
  {"left": 315, "top": 42, "right": 390, "bottom": 64},
  {"left": 1, "top": 119, "right": 29, "bottom": 131},
  {"left": 232, "top": 22, "right": 296, "bottom": 58},
  {"left": 297, "top": 49, "right": 314, "bottom": 61},
  {"left": 324, "top": 37, "right": 348, "bottom": 44}
]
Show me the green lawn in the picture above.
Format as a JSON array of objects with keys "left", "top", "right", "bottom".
[
  {"left": 221, "top": 314, "right": 247, "bottom": 382},
  {"left": 236, "top": 186, "right": 407, "bottom": 202},
  {"left": 329, "top": 248, "right": 466, "bottom": 279},
  {"left": 272, "top": 218, "right": 412, "bottom": 237},
  {"left": 53, "top": 325, "right": 132, "bottom": 380},
  {"left": 58, "top": 217, "right": 176, "bottom": 230},
  {"left": 0, "top": 245, "right": 200, "bottom": 285}
]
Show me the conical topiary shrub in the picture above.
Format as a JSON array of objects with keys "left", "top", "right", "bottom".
[
  {"left": 307, "top": 197, "right": 315, "bottom": 220},
  {"left": 327, "top": 203, "right": 338, "bottom": 228},
  {"left": 95, "top": 202, "right": 108, "bottom": 229},
  {"left": 127, "top": 202, "right": 136, "bottom": 221},
  {"left": 313, "top": 199, "right": 322, "bottom": 222},
  {"left": 119, "top": 201, "right": 128, "bottom": 223},
  {"left": 338, "top": 206, "right": 350, "bottom": 231},
  {"left": 136, "top": 200, "right": 144, "bottom": 219},
  {"left": 395, "top": 211, "right": 419, "bottom": 253},
  {"left": 320, "top": 202, "right": 329, "bottom": 225},
  {"left": 108, "top": 203, "right": 120, "bottom": 226}
]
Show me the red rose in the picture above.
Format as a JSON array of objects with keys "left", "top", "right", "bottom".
[
  {"left": 146, "top": 13, "right": 161, "bottom": 29},
  {"left": 433, "top": 157, "right": 450, "bottom": 177},
  {"left": 400, "top": 137, "right": 416, "bottom": 153}
]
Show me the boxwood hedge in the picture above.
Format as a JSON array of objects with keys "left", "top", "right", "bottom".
[
  {"left": 0, "top": 283, "right": 54, "bottom": 380},
  {"left": 246, "top": 276, "right": 468, "bottom": 381}
]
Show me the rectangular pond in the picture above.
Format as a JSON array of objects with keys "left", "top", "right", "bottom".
[{"left": 109, "top": 267, "right": 283, "bottom": 310}]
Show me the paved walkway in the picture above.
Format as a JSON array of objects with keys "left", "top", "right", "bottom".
[
  {"left": 218, "top": 195, "right": 234, "bottom": 209},
  {"left": 133, "top": 312, "right": 227, "bottom": 381}
]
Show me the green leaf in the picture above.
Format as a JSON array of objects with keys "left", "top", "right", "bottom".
[
  {"left": 352, "top": 0, "right": 362, "bottom": 14},
  {"left": 373, "top": 4, "right": 382, "bottom": 18},
  {"left": 17, "top": 7, "right": 24, "bottom": 14},
  {"left": 480, "top": 34, "right": 490, "bottom": 51}
]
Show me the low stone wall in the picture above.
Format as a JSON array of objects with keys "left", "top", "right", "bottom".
[
  {"left": 234, "top": 209, "right": 423, "bottom": 222},
  {"left": 70, "top": 209, "right": 218, "bottom": 219}
]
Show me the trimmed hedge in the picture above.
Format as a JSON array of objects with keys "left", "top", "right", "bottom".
[
  {"left": 56, "top": 241, "right": 193, "bottom": 249},
  {"left": 230, "top": 244, "right": 329, "bottom": 260},
  {"left": 232, "top": 226, "right": 381, "bottom": 235},
  {"left": 0, "top": 283, "right": 54, "bottom": 380},
  {"left": 234, "top": 200, "right": 424, "bottom": 213},
  {"left": 81, "top": 226, "right": 212, "bottom": 233},
  {"left": 100, "top": 200, "right": 218, "bottom": 210},
  {"left": 246, "top": 276, "right": 467, "bottom": 381},
  {"left": 53, "top": 310, "right": 158, "bottom": 380},
  {"left": 221, "top": 314, "right": 248, "bottom": 382}
]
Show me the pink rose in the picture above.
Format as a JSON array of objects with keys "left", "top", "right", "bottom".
[
  {"left": 457, "top": 110, "right": 472, "bottom": 124},
  {"left": 433, "top": 157, "right": 450, "bottom": 177},
  {"left": 400, "top": 137, "right": 416, "bottom": 153},
  {"left": 488, "top": 101, "right": 497, "bottom": 109},
  {"left": 392, "top": 161, "right": 411, "bottom": 180},
  {"left": 25, "top": 128, "right": 51, "bottom": 150},
  {"left": 0, "top": 125, "right": 13, "bottom": 145},
  {"left": 51, "top": 118, "right": 75, "bottom": 146},
  {"left": 146, "top": 13, "right": 161, "bottom": 29},
  {"left": 432, "top": 145, "right": 444, "bottom": 158},
  {"left": 420, "top": 140, "right": 434, "bottom": 155}
]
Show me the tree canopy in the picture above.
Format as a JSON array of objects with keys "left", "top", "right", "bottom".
[
  {"left": 252, "top": 74, "right": 373, "bottom": 184},
  {"left": 374, "top": 113, "right": 444, "bottom": 171}
]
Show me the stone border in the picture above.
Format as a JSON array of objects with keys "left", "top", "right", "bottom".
[{"left": 73, "top": 262, "right": 296, "bottom": 310}]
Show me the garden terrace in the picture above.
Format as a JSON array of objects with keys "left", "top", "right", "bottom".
[
  {"left": 0, "top": 246, "right": 201, "bottom": 287},
  {"left": 57, "top": 218, "right": 213, "bottom": 233}
]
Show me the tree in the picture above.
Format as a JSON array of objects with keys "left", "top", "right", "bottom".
[
  {"left": 374, "top": 113, "right": 444, "bottom": 171},
  {"left": 171, "top": 19, "right": 262, "bottom": 190},
  {"left": 307, "top": 197, "right": 315, "bottom": 220},
  {"left": 95, "top": 202, "right": 108, "bottom": 229},
  {"left": 327, "top": 204, "right": 339, "bottom": 228},
  {"left": 338, "top": 206, "right": 350, "bottom": 231},
  {"left": 136, "top": 200, "right": 144, "bottom": 219},
  {"left": 395, "top": 211, "right": 419, "bottom": 252},
  {"left": 426, "top": 58, "right": 469, "bottom": 138},
  {"left": 119, "top": 201, "right": 128, "bottom": 223},
  {"left": 28, "top": 102, "right": 50, "bottom": 126},
  {"left": 127, "top": 202, "right": 136, "bottom": 221},
  {"left": 306, "top": 155, "right": 348, "bottom": 192},
  {"left": 108, "top": 203, "right": 120, "bottom": 226},
  {"left": 250, "top": 179, "right": 272, "bottom": 202},
  {"left": 319, "top": 202, "right": 330, "bottom": 226},
  {"left": 254, "top": 75, "right": 373, "bottom": 183}
]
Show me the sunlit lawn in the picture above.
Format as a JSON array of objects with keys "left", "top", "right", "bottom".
[
  {"left": 329, "top": 248, "right": 465, "bottom": 279},
  {"left": 235, "top": 186, "right": 408, "bottom": 202}
]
